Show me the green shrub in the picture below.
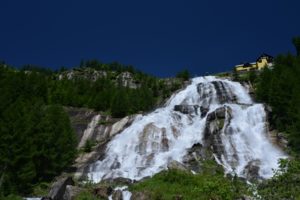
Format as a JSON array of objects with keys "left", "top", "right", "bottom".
[{"left": 130, "top": 168, "right": 249, "bottom": 200}]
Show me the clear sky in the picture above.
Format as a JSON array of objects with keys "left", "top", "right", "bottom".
[{"left": 1, "top": 0, "right": 300, "bottom": 77}]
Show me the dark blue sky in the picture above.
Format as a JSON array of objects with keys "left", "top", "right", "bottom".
[{"left": 1, "top": 0, "right": 300, "bottom": 77}]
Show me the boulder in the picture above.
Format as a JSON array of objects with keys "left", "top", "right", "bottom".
[
  {"left": 63, "top": 185, "right": 82, "bottom": 200},
  {"left": 243, "top": 160, "right": 261, "bottom": 180},
  {"left": 112, "top": 190, "right": 123, "bottom": 200},
  {"left": 93, "top": 185, "right": 113, "bottom": 199},
  {"left": 167, "top": 160, "right": 188, "bottom": 171},
  {"left": 47, "top": 177, "right": 75, "bottom": 200},
  {"left": 200, "top": 106, "right": 209, "bottom": 118}
]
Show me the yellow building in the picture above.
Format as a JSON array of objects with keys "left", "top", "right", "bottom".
[{"left": 235, "top": 54, "right": 273, "bottom": 72}]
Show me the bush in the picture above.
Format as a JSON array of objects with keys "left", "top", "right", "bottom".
[{"left": 130, "top": 168, "right": 249, "bottom": 200}]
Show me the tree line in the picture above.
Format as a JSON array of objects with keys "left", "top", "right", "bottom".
[
  {"left": 255, "top": 37, "right": 300, "bottom": 153},
  {"left": 0, "top": 61, "right": 186, "bottom": 196},
  {"left": 0, "top": 68, "right": 76, "bottom": 196}
]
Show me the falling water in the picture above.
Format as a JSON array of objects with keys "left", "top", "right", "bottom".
[{"left": 87, "top": 76, "right": 286, "bottom": 183}]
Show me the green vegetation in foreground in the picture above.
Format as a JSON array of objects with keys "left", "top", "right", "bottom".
[
  {"left": 75, "top": 191, "right": 99, "bottom": 200},
  {"left": 257, "top": 158, "right": 300, "bottom": 199},
  {"left": 130, "top": 162, "right": 249, "bottom": 200}
]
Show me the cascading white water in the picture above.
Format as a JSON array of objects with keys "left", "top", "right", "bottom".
[{"left": 87, "top": 76, "right": 286, "bottom": 183}]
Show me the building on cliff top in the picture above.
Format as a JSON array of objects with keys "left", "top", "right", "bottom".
[{"left": 235, "top": 54, "right": 273, "bottom": 73}]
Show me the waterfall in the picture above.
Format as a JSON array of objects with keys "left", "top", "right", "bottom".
[{"left": 87, "top": 76, "right": 286, "bottom": 183}]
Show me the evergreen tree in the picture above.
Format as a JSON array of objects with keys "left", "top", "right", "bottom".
[
  {"left": 292, "top": 36, "right": 300, "bottom": 56},
  {"left": 176, "top": 69, "right": 190, "bottom": 81}
]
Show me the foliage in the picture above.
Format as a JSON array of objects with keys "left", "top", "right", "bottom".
[
  {"left": 258, "top": 159, "right": 300, "bottom": 199},
  {"left": 0, "top": 61, "right": 184, "bottom": 196},
  {"left": 292, "top": 37, "right": 300, "bottom": 56},
  {"left": 75, "top": 190, "right": 99, "bottom": 200},
  {"left": 255, "top": 43, "right": 300, "bottom": 152},
  {"left": 47, "top": 61, "right": 182, "bottom": 118},
  {"left": 232, "top": 70, "right": 258, "bottom": 84},
  {"left": 0, "top": 70, "right": 76, "bottom": 196},
  {"left": 32, "top": 182, "right": 50, "bottom": 197},
  {"left": 83, "top": 139, "right": 95, "bottom": 153},
  {"left": 255, "top": 37, "right": 300, "bottom": 198},
  {"left": 176, "top": 69, "right": 190, "bottom": 81},
  {"left": 0, "top": 194, "right": 23, "bottom": 200},
  {"left": 130, "top": 166, "right": 249, "bottom": 200}
]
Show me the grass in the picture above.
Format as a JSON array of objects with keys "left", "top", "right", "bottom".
[{"left": 129, "top": 161, "right": 249, "bottom": 200}]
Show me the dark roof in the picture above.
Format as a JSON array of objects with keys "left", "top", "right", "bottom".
[
  {"left": 243, "top": 63, "right": 252, "bottom": 67},
  {"left": 256, "top": 53, "right": 273, "bottom": 62}
]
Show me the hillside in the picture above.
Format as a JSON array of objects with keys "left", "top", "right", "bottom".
[{"left": 1, "top": 38, "right": 300, "bottom": 200}]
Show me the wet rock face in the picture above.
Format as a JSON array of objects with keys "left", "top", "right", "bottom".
[
  {"left": 174, "top": 105, "right": 199, "bottom": 115},
  {"left": 72, "top": 113, "right": 138, "bottom": 180},
  {"left": 203, "top": 106, "right": 232, "bottom": 161},
  {"left": 197, "top": 81, "right": 237, "bottom": 105},
  {"left": 137, "top": 123, "right": 169, "bottom": 155},
  {"left": 211, "top": 81, "right": 237, "bottom": 104},
  {"left": 243, "top": 160, "right": 261, "bottom": 180},
  {"left": 200, "top": 106, "right": 209, "bottom": 118},
  {"left": 182, "top": 143, "right": 207, "bottom": 172}
]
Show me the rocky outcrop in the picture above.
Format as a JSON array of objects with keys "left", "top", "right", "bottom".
[
  {"left": 112, "top": 190, "right": 123, "bottom": 200},
  {"left": 268, "top": 130, "right": 288, "bottom": 149},
  {"left": 58, "top": 68, "right": 107, "bottom": 81},
  {"left": 64, "top": 107, "right": 98, "bottom": 142},
  {"left": 263, "top": 104, "right": 288, "bottom": 149},
  {"left": 211, "top": 81, "right": 237, "bottom": 104},
  {"left": 110, "top": 115, "right": 136, "bottom": 138},
  {"left": 58, "top": 68, "right": 141, "bottom": 88},
  {"left": 197, "top": 81, "right": 237, "bottom": 105},
  {"left": 47, "top": 177, "right": 74, "bottom": 200},
  {"left": 117, "top": 72, "right": 140, "bottom": 89}
]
